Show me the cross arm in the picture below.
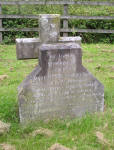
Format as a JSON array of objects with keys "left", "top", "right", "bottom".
[{"left": 16, "top": 37, "right": 81, "bottom": 60}]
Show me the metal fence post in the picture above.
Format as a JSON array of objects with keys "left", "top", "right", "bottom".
[
  {"left": 63, "top": 4, "right": 68, "bottom": 37},
  {"left": 0, "top": 4, "right": 2, "bottom": 43}
]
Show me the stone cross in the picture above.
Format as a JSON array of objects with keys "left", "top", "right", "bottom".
[
  {"left": 16, "top": 14, "right": 104, "bottom": 123},
  {"left": 16, "top": 14, "right": 81, "bottom": 60}
]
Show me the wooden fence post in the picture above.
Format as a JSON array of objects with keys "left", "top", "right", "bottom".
[
  {"left": 0, "top": 4, "right": 2, "bottom": 43},
  {"left": 63, "top": 4, "right": 68, "bottom": 37}
]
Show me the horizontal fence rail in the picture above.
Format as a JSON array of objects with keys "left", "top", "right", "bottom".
[
  {"left": 0, "top": 1, "right": 114, "bottom": 6},
  {"left": 0, "top": 14, "right": 114, "bottom": 20},
  {"left": 61, "top": 29, "right": 114, "bottom": 34},
  {"left": 0, "top": 1, "right": 114, "bottom": 43},
  {"left": 0, "top": 28, "right": 114, "bottom": 34}
]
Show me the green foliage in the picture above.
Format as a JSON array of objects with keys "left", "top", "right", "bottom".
[
  {"left": 69, "top": 19, "right": 114, "bottom": 43},
  {"left": 3, "top": 18, "right": 38, "bottom": 43}
]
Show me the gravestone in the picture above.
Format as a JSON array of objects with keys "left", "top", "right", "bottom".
[
  {"left": 16, "top": 15, "right": 81, "bottom": 60},
  {"left": 16, "top": 14, "right": 104, "bottom": 123}
]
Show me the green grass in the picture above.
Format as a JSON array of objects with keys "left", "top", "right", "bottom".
[{"left": 0, "top": 44, "right": 114, "bottom": 150}]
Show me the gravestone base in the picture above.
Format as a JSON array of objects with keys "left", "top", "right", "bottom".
[{"left": 18, "top": 43, "right": 104, "bottom": 123}]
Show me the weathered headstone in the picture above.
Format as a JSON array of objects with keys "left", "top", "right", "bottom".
[{"left": 16, "top": 14, "right": 104, "bottom": 123}]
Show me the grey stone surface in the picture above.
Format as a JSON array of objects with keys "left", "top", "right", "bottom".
[
  {"left": 18, "top": 43, "right": 104, "bottom": 123},
  {"left": 39, "top": 14, "right": 60, "bottom": 43},
  {"left": 16, "top": 37, "right": 81, "bottom": 60},
  {"left": 16, "top": 38, "right": 40, "bottom": 59}
]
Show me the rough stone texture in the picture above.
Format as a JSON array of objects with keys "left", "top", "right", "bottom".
[
  {"left": 16, "top": 38, "right": 40, "bottom": 60},
  {"left": 48, "top": 143, "right": 71, "bottom": 150},
  {"left": 18, "top": 43, "right": 104, "bottom": 123},
  {"left": 0, "top": 121, "right": 10, "bottom": 135},
  {"left": 16, "top": 37, "right": 81, "bottom": 60},
  {"left": 39, "top": 14, "right": 60, "bottom": 43}
]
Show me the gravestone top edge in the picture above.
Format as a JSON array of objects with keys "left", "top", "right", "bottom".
[
  {"left": 59, "top": 36, "right": 81, "bottom": 42},
  {"left": 39, "top": 14, "right": 60, "bottom": 19},
  {"left": 16, "top": 36, "right": 81, "bottom": 44},
  {"left": 16, "top": 38, "right": 40, "bottom": 43},
  {"left": 39, "top": 42, "right": 81, "bottom": 51}
]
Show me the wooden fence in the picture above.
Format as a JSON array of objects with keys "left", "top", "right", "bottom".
[{"left": 0, "top": 0, "right": 114, "bottom": 42}]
